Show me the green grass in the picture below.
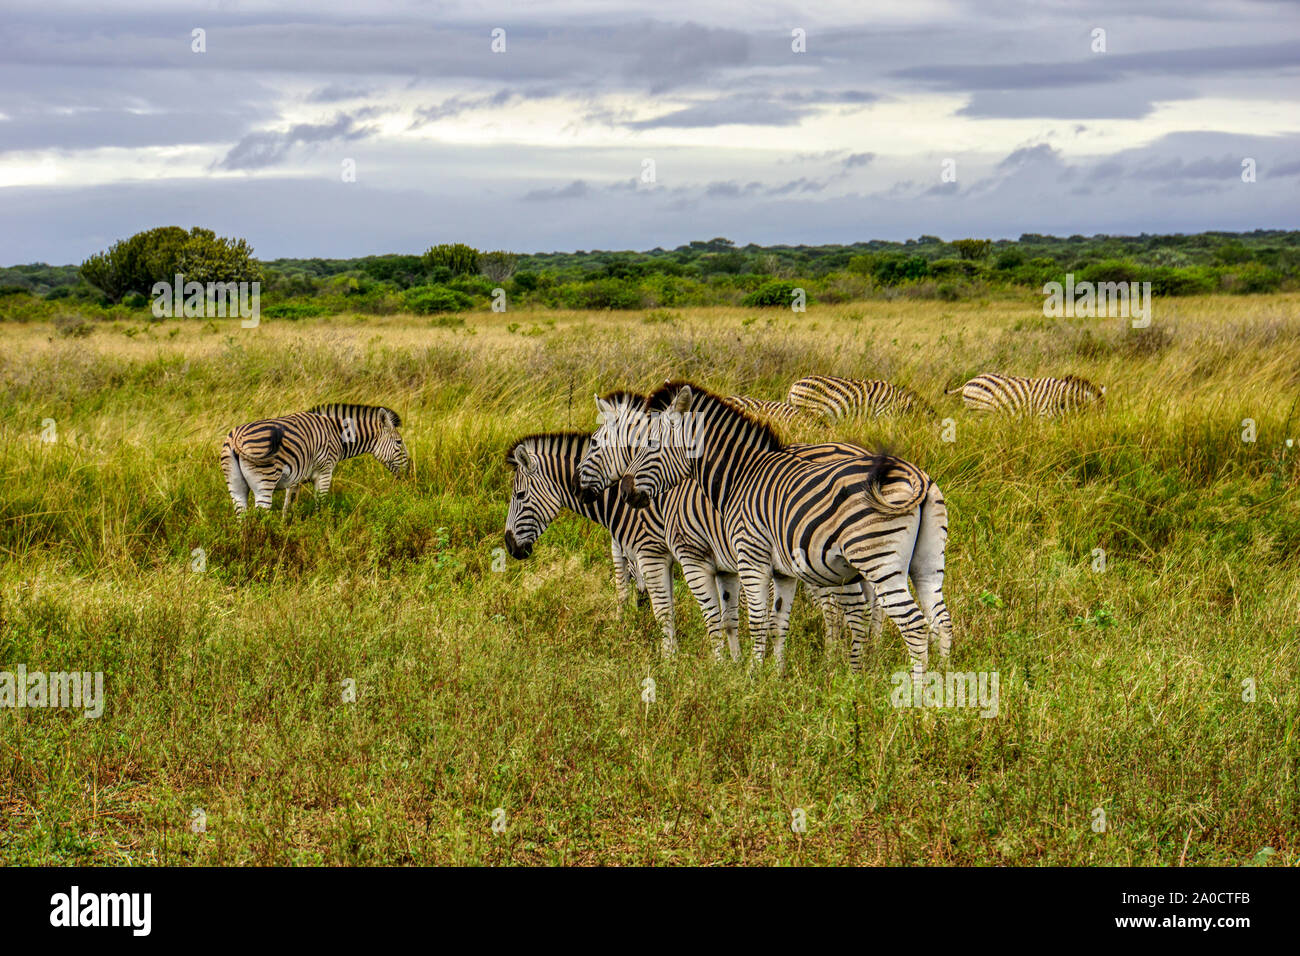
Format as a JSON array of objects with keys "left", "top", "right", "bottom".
[{"left": 1, "top": 295, "right": 1297, "bottom": 865}]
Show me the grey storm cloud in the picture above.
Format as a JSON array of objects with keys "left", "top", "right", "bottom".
[
  {"left": 627, "top": 95, "right": 809, "bottom": 129},
  {"left": 843, "top": 152, "right": 875, "bottom": 168},
  {"left": 217, "top": 113, "right": 377, "bottom": 171},
  {"left": 522, "top": 180, "right": 591, "bottom": 201}
]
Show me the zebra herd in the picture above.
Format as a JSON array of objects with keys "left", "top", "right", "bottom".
[
  {"left": 732, "top": 371, "right": 1106, "bottom": 430},
  {"left": 505, "top": 371, "right": 1104, "bottom": 682},
  {"left": 215, "top": 370, "right": 1103, "bottom": 684}
]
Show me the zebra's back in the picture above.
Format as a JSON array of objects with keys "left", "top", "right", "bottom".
[
  {"left": 951, "top": 373, "right": 1104, "bottom": 417},
  {"left": 788, "top": 375, "right": 932, "bottom": 419},
  {"left": 724, "top": 395, "right": 815, "bottom": 429}
]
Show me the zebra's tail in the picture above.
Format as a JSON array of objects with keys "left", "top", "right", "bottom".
[
  {"left": 228, "top": 422, "right": 285, "bottom": 463},
  {"left": 857, "top": 454, "right": 929, "bottom": 516},
  {"left": 944, "top": 384, "right": 965, "bottom": 396}
]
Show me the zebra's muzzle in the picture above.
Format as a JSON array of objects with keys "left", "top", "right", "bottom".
[
  {"left": 619, "top": 475, "right": 651, "bottom": 510},
  {"left": 504, "top": 530, "right": 533, "bottom": 559}
]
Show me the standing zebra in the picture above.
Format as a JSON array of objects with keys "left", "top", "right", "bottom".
[
  {"left": 947, "top": 373, "right": 1105, "bottom": 417},
  {"left": 615, "top": 382, "right": 951, "bottom": 682},
  {"left": 788, "top": 375, "right": 935, "bottom": 419},
  {"left": 221, "top": 403, "right": 408, "bottom": 515},
  {"left": 504, "top": 431, "right": 743, "bottom": 659},
  {"left": 724, "top": 396, "right": 818, "bottom": 430},
  {"left": 580, "top": 391, "right": 900, "bottom": 665}
]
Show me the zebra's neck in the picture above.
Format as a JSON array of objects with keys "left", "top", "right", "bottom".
[{"left": 688, "top": 394, "right": 783, "bottom": 510}]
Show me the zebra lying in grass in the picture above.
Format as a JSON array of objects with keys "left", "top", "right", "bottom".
[
  {"left": 947, "top": 373, "right": 1105, "bottom": 417},
  {"left": 221, "top": 403, "right": 408, "bottom": 515},
  {"left": 615, "top": 382, "right": 951, "bottom": 682},
  {"left": 581, "top": 391, "right": 891, "bottom": 663},
  {"left": 788, "top": 375, "right": 935, "bottom": 419},
  {"left": 723, "top": 395, "right": 818, "bottom": 429}
]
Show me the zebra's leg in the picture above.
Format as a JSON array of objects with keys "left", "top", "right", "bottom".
[
  {"left": 221, "top": 444, "right": 249, "bottom": 514},
  {"left": 910, "top": 486, "right": 952, "bottom": 662},
  {"left": 313, "top": 465, "right": 334, "bottom": 503},
  {"left": 677, "top": 553, "right": 727, "bottom": 661},
  {"left": 610, "top": 539, "right": 633, "bottom": 607},
  {"left": 848, "top": 555, "right": 930, "bottom": 694},
  {"left": 243, "top": 460, "right": 276, "bottom": 510},
  {"left": 768, "top": 574, "right": 799, "bottom": 674},
  {"left": 715, "top": 572, "right": 742, "bottom": 662},
  {"left": 737, "top": 562, "right": 773, "bottom": 667},
  {"left": 807, "top": 584, "right": 844, "bottom": 658},
  {"left": 282, "top": 483, "right": 298, "bottom": 519},
  {"left": 641, "top": 551, "right": 677, "bottom": 658}
]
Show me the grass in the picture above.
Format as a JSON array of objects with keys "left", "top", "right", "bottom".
[{"left": 1, "top": 294, "right": 1297, "bottom": 865}]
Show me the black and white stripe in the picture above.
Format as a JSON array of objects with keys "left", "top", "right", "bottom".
[
  {"left": 221, "top": 403, "right": 408, "bottom": 515},
  {"left": 946, "top": 373, "right": 1105, "bottom": 417},
  {"left": 616, "top": 382, "right": 951, "bottom": 680},
  {"left": 788, "top": 375, "right": 935, "bottom": 419}
]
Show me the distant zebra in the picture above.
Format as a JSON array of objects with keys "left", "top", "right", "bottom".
[
  {"left": 616, "top": 382, "right": 951, "bottom": 680},
  {"left": 788, "top": 375, "right": 935, "bottom": 419},
  {"left": 221, "top": 403, "right": 408, "bottom": 515},
  {"left": 946, "top": 373, "right": 1105, "bottom": 417},
  {"left": 724, "top": 396, "right": 817, "bottom": 429},
  {"left": 580, "top": 391, "right": 895, "bottom": 663}
]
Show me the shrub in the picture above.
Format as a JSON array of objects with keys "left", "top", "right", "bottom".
[
  {"left": 872, "top": 254, "right": 930, "bottom": 285},
  {"left": 403, "top": 285, "right": 473, "bottom": 314},
  {"left": 422, "top": 243, "right": 480, "bottom": 276},
  {"left": 262, "top": 302, "right": 330, "bottom": 320},
  {"left": 742, "top": 280, "right": 806, "bottom": 307},
  {"left": 1222, "top": 263, "right": 1282, "bottom": 294},
  {"left": 1077, "top": 259, "right": 1140, "bottom": 285}
]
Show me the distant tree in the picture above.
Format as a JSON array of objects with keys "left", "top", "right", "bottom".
[
  {"left": 80, "top": 226, "right": 259, "bottom": 302},
  {"left": 479, "top": 250, "right": 519, "bottom": 282},
  {"left": 423, "top": 243, "right": 481, "bottom": 275},
  {"left": 953, "top": 238, "right": 993, "bottom": 260}
]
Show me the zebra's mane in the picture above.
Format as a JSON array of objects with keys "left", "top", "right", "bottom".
[
  {"left": 504, "top": 431, "right": 590, "bottom": 469},
  {"left": 598, "top": 389, "right": 645, "bottom": 406},
  {"left": 644, "top": 380, "right": 783, "bottom": 452},
  {"left": 309, "top": 403, "right": 402, "bottom": 428},
  {"left": 1059, "top": 374, "right": 1099, "bottom": 390}
]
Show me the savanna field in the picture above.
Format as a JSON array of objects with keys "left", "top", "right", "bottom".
[{"left": 1, "top": 293, "right": 1297, "bottom": 866}]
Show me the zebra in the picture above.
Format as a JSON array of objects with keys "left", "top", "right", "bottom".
[
  {"left": 723, "top": 395, "right": 818, "bottom": 429},
  {"left": 788, "top": 375, "right": 935, "bottom": 419},
  {"left": 504, "top": 430, "right": 745, "bottom": 659},
  {"left": 221, "top": 403, "right": 408, "bottom": 515},
  {"left": 946, "top": 373, "right": 1105, "bottom": 417},
  {"left": 614, "top": 381, "right": 951, "bottom": 682},
  {"left": 580, "top": 391, "right": 892, "bottom": 664}
]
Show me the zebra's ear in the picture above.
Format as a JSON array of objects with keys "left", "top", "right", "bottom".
[
  {"left": 514, "top": 444, "right": 536, "bottom": 472},
  {"left": 595, "top": 395, "right": 612, "bottom": 417},
  {"left": 1100, "top": 385, "right": 1107, "bottom": 394},
  {"left": 671, "top": 385, "right": 694, "bottom": 415}
]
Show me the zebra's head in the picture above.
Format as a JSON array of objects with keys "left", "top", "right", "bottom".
[
  {"left": 504, "top": 438, "right": 565, "bottom": 559},
  {"left": 372, "top": 409, "right": 410, "bottom": 476},
  {"left": 619, "top": 384, "right": 699, "bottom": 509},
  {"left": 1066, "top": 375, "right": 1106, "bottom": 409},
  {"left": 578, "top": 391, "right": 646, "bottom": 494}
]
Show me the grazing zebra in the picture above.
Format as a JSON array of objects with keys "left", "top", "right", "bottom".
[
  {"left": 788, "top": 375, "right": 935, "bottom": 419},
  {"left": 221, "top": 403, "right": 408, "bottom": 515},
  {"left": 946, "top": 373, "right": 1105, "bottom": 417},
  {"left": 580, "top": 392, "right": 888, "bottom": 663},
  {"left": 504, "top": 431, "right": 744, "bottom": 658},
  {"left": 724, "top": 396, "right": 817, "bottom": 429},
  {"left": 615, "top": 382, "right": 951, "bottom": 682}
]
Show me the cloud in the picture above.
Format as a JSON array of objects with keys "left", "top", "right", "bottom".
[
  {"left": 216, "top": 112, "right": 377, "bottom": 170},
  {"left": 522, "top": 179, "right": 591, "bottom": 201}
]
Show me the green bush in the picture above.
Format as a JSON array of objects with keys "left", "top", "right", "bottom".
[
  {"left": 1077, "top": 259, "right": 1140, "bottom": 285},
  {"left": 1223, "top": 263, "right": 1282, "bottom": 294},
  {"left": 742, "top": 280, "right": 806, "bottom": 307},
  {"left": 262, "top": 302, "right": 330, "bottom": 320},
  {"left": 562, "top": 278, "right": 644, "bottom": 310},
  {"left": 403, "top": 285, "right": 473, "bottom": 314}
]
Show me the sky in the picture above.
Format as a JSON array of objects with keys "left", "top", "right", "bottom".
[{"left": 1, "top": 0, "right": 1298, "bottom": 264}]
